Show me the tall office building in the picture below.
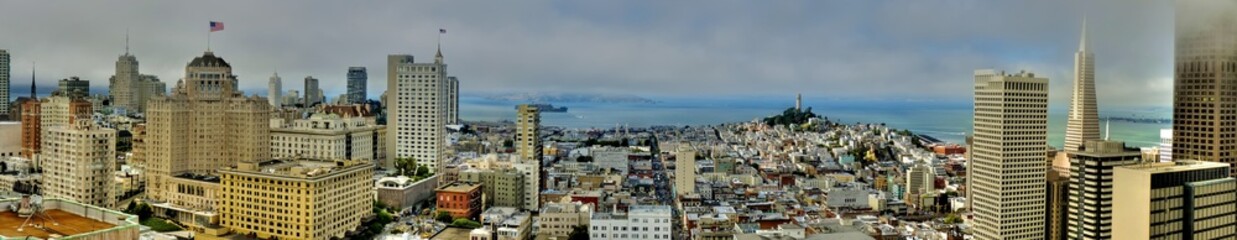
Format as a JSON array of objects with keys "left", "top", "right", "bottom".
[
  {"left": 142, "top": 52, "right": 270, "bottom": 227},
  {"left": 1067, "top": 140, "right": 1142, "bottom": 239},
  {"left": 108, "top": 49, "right": 165, "bottom": 113},
  {"left": 386, "top": 51, "right": 447, "bottom": 171},
  {"left": 1064, "top": 21, "right": 1100, "bottom": 152},
  {"left": 971, "top": 69, "right": 1049, "bottom": 240},
  {"left": 304, "top": 76, "right": 320, "bottom": 106},
  {"left": 0, "top": 50, "right": 10, "bottom": 118},
  {"left": 675, "top": 144, "right": 696, "bottom": 196},
  {"left": 42, "top": 121, "right": 116, "bottom": 208},
  {"left": 446, "top": 76, "right": 459, "bottom": 124},
  {"left": 58, "top": 77, "right": 90, "bottom": 97},
  {"left": 347, "top": 67, "right": 367, "bottom": 104},
  {"left": 1112, "top": 161, "right": 1237, "bottom": 239},
  {"left": 268, "top": 72, "right": 281, "bottom": 107},
  {"left": 516, "top": 104, "right": 541, "bottom": 162},
  {"left": 1173, "top": 0, "right": 1237, "bottom": 175}
]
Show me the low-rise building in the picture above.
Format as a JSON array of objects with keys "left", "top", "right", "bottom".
[
  {"left": 480, "top": 207, "right": 533, "bottom": 240},
  {"left": 538, "top": 201, "right": 592, "bottom": 238},
  {"left": 271, "top": 112, "right": 386, "bottom": 163},
  {"left": 376, "top": 175, "right": 439, "bottom": 211},
  {"left": 213, "top": 158, "right": 374, "bottom": 240},
  {"left": 436, "top": 182, "right": 482, "bottom": 220},
  {"left": 590, "top": 205, "right": 673, "bottom": 240}
]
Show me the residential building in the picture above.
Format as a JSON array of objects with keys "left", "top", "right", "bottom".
[
  {"left": 1045, "top": 169, "right": 1069, "bottom": 240},
  {"left": 304, "top": 76, "right": 321, "bottom": 106},
  {"left": 971, "top": 69, "right": 1048, "bottom": 240},
  {"left": 538, "top": 201, "right": 592, "bottom": 238},
  {"left": 906, "top": 161, "right": 935, "bottom": 207},
  {"left": 446, "top": 76, "right": 459, "bottom": 124},
  {"left": 270, "top": 112, "right": 386, "bottom": 163},
  {"left": 42, "top": 121, "right": 116, "bottom": 208},
  {"left": 141, "top": 51, "right": 270, "bottom": 228},
  {"left": 57, "top": 77, "right": 90, "bottom": 97},
  {"left": 268, "top": 72, "right": 281, "bottom": 107},
  {"left": 0, "top": 197, "right": 140, "bottom": 240},
  {"left": 590, "top": 205, "right": 673, "bottom": 240},
  {"left": 347, "top": 67, "right": 367, "bottom": 104},
  {"left": 22, "top": 93, "right": 93, "bottom": 162},
  {"left": 516, "top": 104, "right": 541, "bottom": 162},
  {"left": 1066, "top": 140, "right": 1142, "bottom": 239},
  {"left": 1064, "top": 20, "right": 1100, "bottom": 152},
  {"left": 387, "top": 52, "right": 448, "bottom": 171},
  {"left": 676, "top": 144, "right": 696, "bottom": 195},
  {"left": 437, "top": 182, "right": 482, "bottom": 219},
  {"left": 479, "top": 207, "right": 532, "bottom": 240},
  {"left": 513, "top": 161, "right": 540, "bottom": 211},
  {"left": 1173, "top": 0, "right": 1237, "bottom": 175},
  {"left": 1112, "top": 161, "right": 1237, "bottom": 239},
  {"left": 1159, "top": 129, "right": 1172, "bottom": 162},
  {"left": 216, "top": 158, "right": 374, "bottom": 240},
  {"left": 0, "top": 122, "right": 17, "bottom": 158},
  {"left": 459, "top": 167, "right": 525, "bottom": 209}
]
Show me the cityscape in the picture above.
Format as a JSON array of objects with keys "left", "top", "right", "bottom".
[{"left": 0, "top": 1, "right": 1234, "bottom": 240}]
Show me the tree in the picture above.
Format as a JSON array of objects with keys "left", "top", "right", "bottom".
[
  {"left": 450, "top": 218, "right": 482, "bottom": 229},
  {"left": 436, "top": 211, "right": 454, "bottom": 223},
  {"left": 569, "top": 225, "right": 589, "bottom": 240}
]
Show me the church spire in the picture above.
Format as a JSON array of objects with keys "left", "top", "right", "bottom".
[
  {"left": 434, "top": 44, "right": 443, "bottom": 64},
  {"left": 30, "top": 62, "right": 36, "bottom": 98}
]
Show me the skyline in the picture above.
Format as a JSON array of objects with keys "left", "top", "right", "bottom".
[{"left": 0, "top": 0, "right": 1183, "bottom": 108}]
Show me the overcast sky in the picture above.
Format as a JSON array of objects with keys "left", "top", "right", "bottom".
[{"left": 1, "top": 0, "right": 1176, "bottom": 108}]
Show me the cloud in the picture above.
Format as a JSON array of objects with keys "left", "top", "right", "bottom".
[{"left": 0, "top": 0, "right": 1177, "bottom": 107}]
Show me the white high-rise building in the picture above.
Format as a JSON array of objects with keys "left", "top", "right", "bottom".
[
  {"left": 386, "top": 49, "right": 447, "bottom": 171},
  {"left": 675, "top": 144, "right": 696, "bottom": 196},
  {"left": 268, "top": 72, "right": 281, "bottom": 107},
  {"left": 906, "top": 161, "right": 935, "bottom": 199},
  {"left": 42, "top": 121, "right": 116, "bottom": 208},
  {"left": 1064, "top": 20, "right": 1101, "bottom": 152},
  {"left": 513, "top": 161, "right": 540, "bottom": 211},
  {"left": 0, "top": 50, "right": 9, "bottom": 117},
  {"left": 971, "top": 69, "right": 1048, "bottom": 240},
  {"left": 1160, "top": 129, "right": 1172, "bottom": 162}
]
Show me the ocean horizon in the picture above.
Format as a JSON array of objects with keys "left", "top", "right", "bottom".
[{"left": 459, "top": 96, "right": 1170, "bottom": 148}]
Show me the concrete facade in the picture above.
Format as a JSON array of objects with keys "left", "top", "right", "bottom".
[
  {"left": 1172, "top": 0, "right": 1237, "bottom": 175},
  {"left": 42, "top": 122, "right": 116, "bottom": 208},
  {"left": 1112, "top": 161, "right": 1237, "bottom": 239},
  {"left": 270, "top": 112, "right": 385, "bottom": 163},
  {"left": 387, "top": 53, "right": 448, "bottom": 171},
  {"left": 971, "top": 69, "right": 1048, "bottom": 240},
  {"left": 217, "top": 159, "right": 374, "bottom": 240}
]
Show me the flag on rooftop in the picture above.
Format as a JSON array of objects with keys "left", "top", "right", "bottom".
[{"left": 210, "top": 21, "right": 224, "bottom": 32}]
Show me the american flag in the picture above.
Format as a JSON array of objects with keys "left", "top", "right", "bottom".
[
  {"left": 210, "top": 21, "right": 225, "bottom": 32},
  {"left": 439, "top": 28, "right": 446, "bottom": 34}
]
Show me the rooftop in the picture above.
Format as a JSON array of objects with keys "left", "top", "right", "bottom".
[
  {"left": 188, "top": 51, "right": 231, "bottom": 68},
  {"left": 437, "top": 182, "right": 481, "bottom": 193},
  {"left": 0, "top": 198, "right": 138, "bottom": 239},
  {"left": 1119, "top": 160, "right": 1229, "bottom": 173},
  {"left": 225, "top": 158, "right": 371, "bottom": 179}
]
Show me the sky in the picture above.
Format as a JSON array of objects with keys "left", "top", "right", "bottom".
[{"left": 0, "top": 0, "right": 1177, "bottom": 109}]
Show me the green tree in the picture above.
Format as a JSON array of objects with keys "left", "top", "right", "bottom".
[
  {"left": 451, "top": 218, "right": 482, "bottom": 229},
  {"left": 436, "top": 211, "right": 454, "bottom": 223},
  {"left": 569, "top": 225, "right": 589, "bottom": 240}
]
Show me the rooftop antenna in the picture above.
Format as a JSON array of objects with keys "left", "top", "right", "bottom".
[{"left": 125, "top": 28, "right": 130, "bottom": 55}]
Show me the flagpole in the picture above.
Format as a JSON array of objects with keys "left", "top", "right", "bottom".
[{"left": 207, "top": 30, "right": 212, "bottom": 52}]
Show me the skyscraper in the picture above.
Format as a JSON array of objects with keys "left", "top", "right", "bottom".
[
  {"left": 516, "top": 104, "right": 541, "bottom": 162},
  {"left": 446, "top": 76, "right": 459, "bottom": 124},
  {"left": 108, "top": 48, "right": 166, "bottom": 113},
  {"left": 386, "top": 51, "right": 447, "bottom": 171},
  {"left": 0, "top": 50, "right": 10, "bottom": 118},
  {"left": 347, "top": 67, "right": 367, "bottom": 104},
  {"left": 1067, "top": 140, "right": 1142, "bottom": 239},
  {"left": 142, "top": 52, "right": 270, "bottom": 226},
  {"left": 971, "top": 69, "right": 1048, "bottom": 240},
  {"left": 1112, "top": 161, "right": 1237, "bottom": 239},
  {"left": 303, "top": 76, "right": 320, "bottom": 106},
  {"left": 1064, "top": 20, "right": 1100, "bottom": 152},
  {"left": 268, "top": 72, "right": 281, "bottom": 107},
  {"left": 1173, "top": 0, "right": 1237, "bottom": 175}
]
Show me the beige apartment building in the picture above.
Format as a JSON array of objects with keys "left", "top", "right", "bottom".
[
  {"left": 141, "top": 51, "right": 270, "bottom": 227},
  {"left": 214, "top": 158, "right": 374, "bottom": 240},
  {"left": 1112, "top": 161, "right": 1237, "bottom": 239},
  {"left": 459, "top": 167, "right": 525, "bottom": 209},
  {"left": 538, "top": 201, "right": 592, "bottom": 238},
  {"left": 387, "top": 52, "right": 448, "bottom": 171},
  {"left": 271, "top": 112, "right": 385, "bottom": 163},
  {"left": 516, "top": 104, "right": 541, "bottom": 162},
  {"left": 109, "top": 50, "right": 166, "bottom": 113},
  {"left": 970, "top": 69, "right": 1048, "bottom": 240},
  {"left": 675, "top": 144, "right": 696, "bottom": 196},
  {"left": 41, "top": 121, "right": 116, "bottom": 208}
]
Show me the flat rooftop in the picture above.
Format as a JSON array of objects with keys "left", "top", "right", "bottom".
[{"left": 0, "top": 209, "right": 116, "bottom": 238}]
